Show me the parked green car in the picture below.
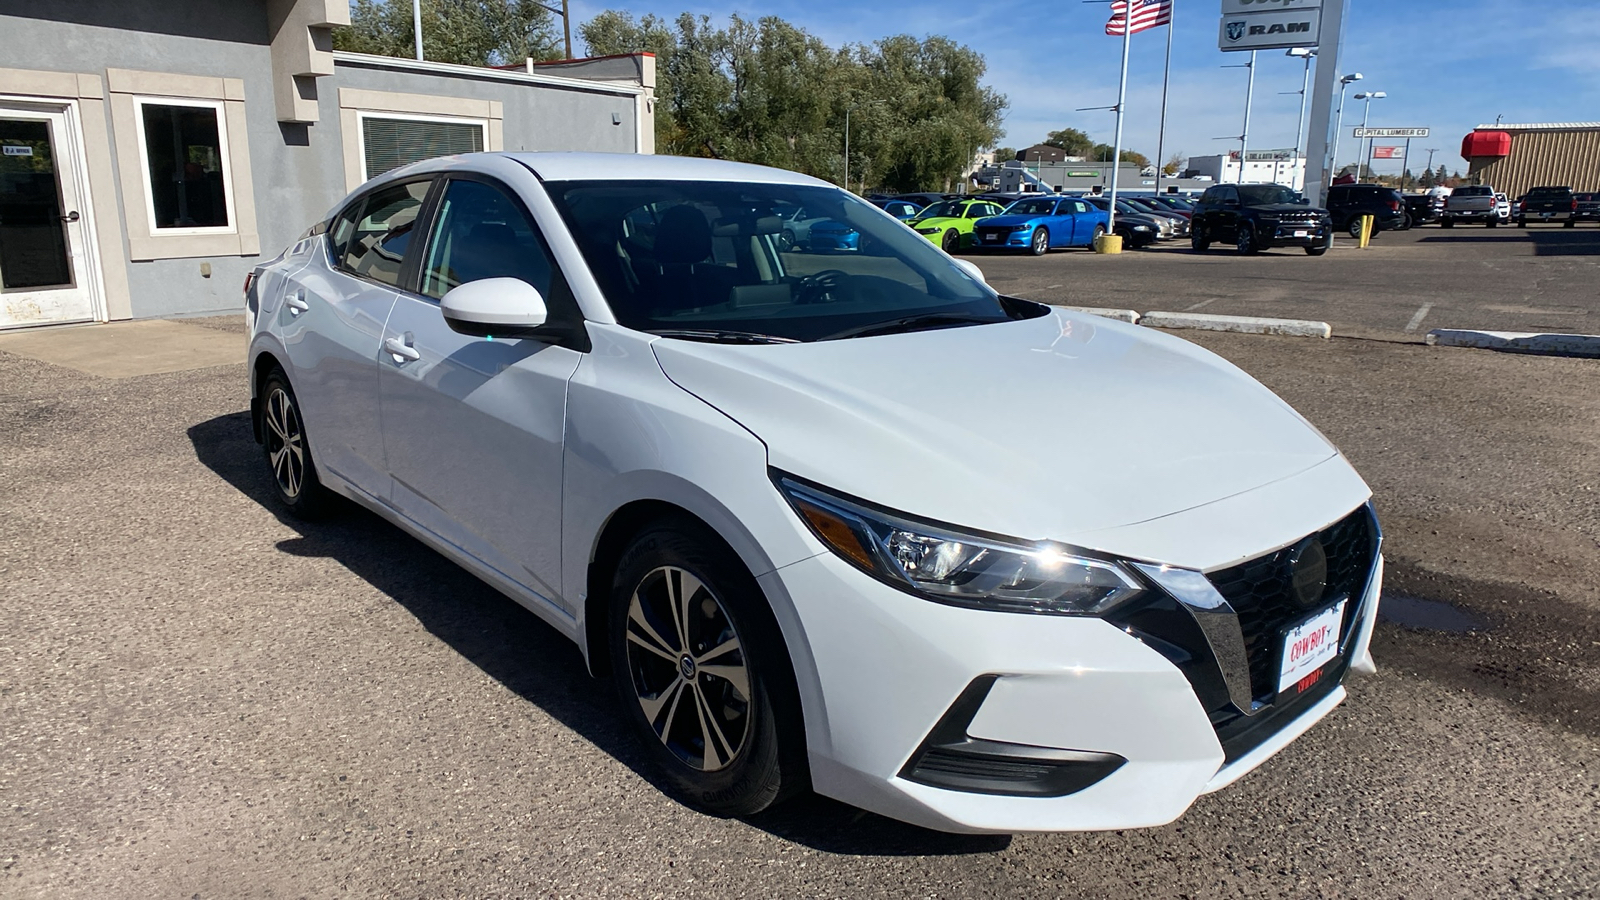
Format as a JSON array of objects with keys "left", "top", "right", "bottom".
[{"left": 906, "top": 198, "right": 1010, "bottom": 252}]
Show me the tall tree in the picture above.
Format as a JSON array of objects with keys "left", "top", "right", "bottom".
[
  {"left": 335, "top": 0, "right": 561, "bottom": 66},
  {"left": 581, "top": 11, "right": 1006, "bottom": 192},
  {"left": 1162, "top": 152, "right": 1183, "bottom": 176},
  {"left": 1043, "top": 128, "right": 1094, "bottom": 157}
]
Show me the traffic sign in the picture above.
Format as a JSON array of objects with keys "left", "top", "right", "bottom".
[{"left": 1353, "top": 127, "right": 1429, "bottom": 138}]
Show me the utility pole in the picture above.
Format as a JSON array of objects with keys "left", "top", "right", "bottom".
[
  {"left": 413, "top": 0, "right": 424, "bottom": 60},
  {"left": 1239, "top": 51, "right": 1256, "bottom": 184}
]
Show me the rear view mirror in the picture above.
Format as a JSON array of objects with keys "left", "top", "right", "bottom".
[{"left": 440, "top": 277, "right": 548, "bottom": 338}]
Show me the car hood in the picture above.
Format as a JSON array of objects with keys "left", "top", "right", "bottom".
[
  {"left": 976, "top": 214, "right": 1045, "bottom": 227},
  {"left": 651, "top": 309, "right": 1346, "bottom": 552},
  {"left": 908, "top": 216, "right": 963, "bottom": 229},
  {"left": 1254, "top": 203, "right": 1327, "bottom": 216}
]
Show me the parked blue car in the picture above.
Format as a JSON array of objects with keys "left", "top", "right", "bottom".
[
  {"left": 871, "top": 198, "right": 924, "bottom": 221},
  {"left": 971, "top": 195, "right": 1110, "bottom": 255},
  {"left": 806, "top": 219, "right": 861, "bottom": 252}
]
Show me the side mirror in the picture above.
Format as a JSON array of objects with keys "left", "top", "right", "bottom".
[
  {"left": 440, "top": 277, "right": 548, "bottom": 338},
  {"left": 951, "top": 257, "right": 987, "bottom": 285}
]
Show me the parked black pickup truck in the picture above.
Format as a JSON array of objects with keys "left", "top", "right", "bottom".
[
  {"left": 1573, "top": 192, "right": 1600, "bottom": 225},
  {"left": 1516, "top": 186, "right": 1577, "bottom": 228}
]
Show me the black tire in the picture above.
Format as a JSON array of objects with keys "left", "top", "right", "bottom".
[
  {"left": 1029, "top": 227, "right": 1049, "bottom": 256},
  {"left": 1517, "top": 219, "right": 1526, "bottom": 228},
  {"left": 1305, "top": 232, "right": 1332, "bottom": 256},
  {"left": 1088, "top": 223, "right": 1106, "bottom": 248},
  {"left": 1236, "top": 224, "right": 1258, "bottom": 255},
  {"left": 259, "top": 367, "right": 335, "bottom": 519},
  {"left": 941, "top": 229, "right": 960, "bottom": 254},
  {"left": 1564, "top": 219, "right": 1576, "bottom": 229},
  {"left": 1486, "top": 219, "right": 1497, "bottom": 228},
  {"left": 1441, "top": 218, "right": 1454, "bottom": 229},
  {"left": 1190, "top": 225, "right": 1211, "bottom": 252},
  {"left": 608, "top": 517, "right": 807, "bottom": 817},
  {"left": 1347, "top": 218, "right": 1365, "bottom": 239},
  {"left": 1399, "top": 214, "right": 1413, "bottom": 231},
  {"left": 780, "top": 230, "right": 797, "bottom": 252}
]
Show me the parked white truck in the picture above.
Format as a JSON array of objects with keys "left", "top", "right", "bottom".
[{"left": 1441, "top": 185, "right": 1499, "bottom": 228}]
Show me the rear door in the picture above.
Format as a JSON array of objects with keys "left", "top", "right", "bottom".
[
  {"left": 377, "top": 174, "right": 584, "bottom": 610},
  {"left": 278, "top": 178, "right": 432, "bottom": 494}
]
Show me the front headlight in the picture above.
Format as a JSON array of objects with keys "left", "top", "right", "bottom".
[
  {"left": 915, "top": 227, "right": 942, "bottom": 235},
  {"left": 775, "top": 475, "right": 1146, "bottom": 616},
  {"left": 1133, "top": 224, "right": 1152, "bottom": 232}
]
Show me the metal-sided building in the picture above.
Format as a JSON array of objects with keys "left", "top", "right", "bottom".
[
  {"left": 0, "top": 0, "right": 655, "bottom": 331},
  {"left": 1462, "top": 123, "right": 1600, "bottom": 197}
]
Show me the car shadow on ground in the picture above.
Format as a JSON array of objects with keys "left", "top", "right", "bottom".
[
  {"left": 1417, "top": 229, "right": 1600, "bottom": 256},
  {"left": 187, "top": 410, "right": 1011, "bottom": 857}
]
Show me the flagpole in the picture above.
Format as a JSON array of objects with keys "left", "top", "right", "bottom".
[
  {"left": 1154, "top": 0, "right": 1174, "bottom": 196},
  {"left": 1108, "top": 1, "right": 1132, "bottom": 235}
]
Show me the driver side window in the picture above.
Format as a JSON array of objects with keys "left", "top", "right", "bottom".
[{"left": 418, "top": 178, "right": 555, "bottom": 302}]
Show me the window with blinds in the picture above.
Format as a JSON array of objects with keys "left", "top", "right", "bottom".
[{"left": 361, "top": 115, "right": 484, "bottom": 181}]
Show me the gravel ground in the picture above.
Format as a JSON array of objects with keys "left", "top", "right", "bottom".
[{"left": 2, "top": 320, "right": 1597, "bottom": 898}]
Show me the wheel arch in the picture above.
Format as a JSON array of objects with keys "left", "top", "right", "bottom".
[{"left": 249, "top": 345, "right": 286, "bottom": 444}]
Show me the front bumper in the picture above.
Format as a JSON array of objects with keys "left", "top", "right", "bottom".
[
  {"left": 1261, "top": 222, "right": 1330, "bottom": 248},
  {"left": 762, "top": 505, "right": 1383, "bottom": 833}
]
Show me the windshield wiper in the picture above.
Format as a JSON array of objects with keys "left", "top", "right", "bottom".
[
  {"left": 645, "top": 328, "right": 799, "bottom": 345},
  {"left": 820, "top": 312, "right": 1007, "bottom": 341}
]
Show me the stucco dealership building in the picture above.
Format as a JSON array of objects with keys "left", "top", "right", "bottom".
[
  {"left": 0, "top": 1, "right": 654, "bottom": 331},
  {"left": 1462, "top": 122, "right": 1600, "bottom": 197}
]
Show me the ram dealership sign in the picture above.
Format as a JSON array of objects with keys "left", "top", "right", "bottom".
[
  {"left": 1219, "top": 8, "right": 1320, "bottom": 50},
  {"left": 1220, "top": 0, "right": 1322, "bottom": 12}
]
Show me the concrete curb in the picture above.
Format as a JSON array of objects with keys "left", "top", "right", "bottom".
[
  {"left": 1139, "top": 312, "right": 1333, "bottom": 338},
  {"left": 1425, "top": 329, "right": 1600, "bottom": 359},
  {"left": 1055, "top": 305, "right": 1141, "bottom": 324}
]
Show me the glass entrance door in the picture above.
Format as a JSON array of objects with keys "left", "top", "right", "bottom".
[{"left": 0, "top": 103, "right": 95, "bottom": 328}]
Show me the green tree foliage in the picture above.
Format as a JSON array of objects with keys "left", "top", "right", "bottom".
[
  {"left": 1043, "top": 128, "right": 1093, "bottom": 157},
  {"left": 581, "top": 11, "right": 1007, "bottom": 192},
  {"left": 1088, "top": 143, "right": 1149, "bottom": 167},
  {"left": 993, "top": 146, "right": 1017, "bottom": 162},
  {"left": 335, "top": 0, "right": 561, "bottom": 66}
]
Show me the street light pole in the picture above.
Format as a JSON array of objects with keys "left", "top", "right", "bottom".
[
  {"left": 1238, "top": 51, "right": 1257, "bottom": 184},
  {"left": 413, "top": 0, "right": 424, "bottom": 60},
  {"left": 1354, "top": 90, "right": 1386, "bottom": 179},
  {"left": 1329, "top": 73, "right": 1361, "bottom": 181}
]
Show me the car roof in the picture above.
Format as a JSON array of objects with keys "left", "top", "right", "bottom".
[{"left": 392, "top": 151, "right": 836, "bottom": 187}]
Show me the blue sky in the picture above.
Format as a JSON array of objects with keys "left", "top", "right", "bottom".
[{"left": 568, "top": 0, "right": 1600, "bottom": 176}]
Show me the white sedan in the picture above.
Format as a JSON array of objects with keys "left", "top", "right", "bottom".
[{"left": 245, "top": 152, "right": 1383, "bottom": 833}]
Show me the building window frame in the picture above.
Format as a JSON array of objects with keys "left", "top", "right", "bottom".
[
  {"left": 338, "top": 88, "right": 503, "bottom": 192},
  {"left": 131, "top": 96, "right": 238, "bottom": 238},
  {"left": 107, "top": 69, "right": 258, "bottom": 261},
  {"left": 355, "top": 110, "right": 490, "bottom": 184}
]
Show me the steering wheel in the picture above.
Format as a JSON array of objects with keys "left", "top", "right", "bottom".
[{"left": 795, "top": 269, "right": 852, "bottom": 304}]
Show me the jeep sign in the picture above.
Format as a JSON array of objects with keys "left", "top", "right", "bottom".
[
  {"left": 1218, "top": 8, "right": 1321, "bottom": 51},
  {"left": 1220, "top": 0, "right": 1321, "bottom": 13}
]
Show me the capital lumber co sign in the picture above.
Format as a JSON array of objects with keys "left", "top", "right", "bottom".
[{"left": 1353, "top": 127, "right": 1430, "bottom": 138}]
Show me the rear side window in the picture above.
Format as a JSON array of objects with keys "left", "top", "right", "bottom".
[{"left": 338, "top": 180, "right": 431, "bottom": 288}]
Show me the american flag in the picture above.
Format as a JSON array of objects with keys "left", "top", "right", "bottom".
[{"left": 1106, "top": 0, "right": 1173, "bottom": 36}]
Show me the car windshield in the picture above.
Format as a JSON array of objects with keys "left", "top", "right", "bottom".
[
  {"left": 1526, "top": 188, "right": 1568, "bottom": 198},
  {"left": 919, "top": 201, "right": 968, "bottom": 219},
  {"left": 544, "top": 179, "right": 1022, "bottom": 343},
  {"left": 1455, "top": 186, "right": 1492, "bottom": 196},
  {"left": 1237, "top": 185, "right": 1300, "bottom": 205},
  {"left": 1005, "top": 198, "right": 1059, "bottom": 215}
]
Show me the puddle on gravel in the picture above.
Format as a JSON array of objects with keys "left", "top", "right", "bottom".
[{"left": 1379, "top": 592, "right": 1487, "bottom": 633}]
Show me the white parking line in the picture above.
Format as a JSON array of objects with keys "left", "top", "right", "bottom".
[
  {"left": 1404, "top": 303, "right": 1434, "bottom": 333},
  {"left": 1185, "top": 298, "right": 1216, "bottom": 311},
  {"left": 1047, "top": 284, "right": 1063, "bottom": 290}
]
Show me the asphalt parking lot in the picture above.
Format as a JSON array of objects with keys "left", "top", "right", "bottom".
[
  {"left": 2, "top": 240, "right": 1598, "bottom": 896},
  {"left": 972, "top": 225, "right": 1600, "bottom": 339}
]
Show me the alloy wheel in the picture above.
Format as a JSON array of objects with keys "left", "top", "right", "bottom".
[
  {"left": 264, "top": 387, "right": 306, "bottom": 499},
  {"left": 624, "top": 565, "right": 751, "bottom": 772},
  {"left": 1031, "top": 228, "right": 1048, "bottom": 255}
]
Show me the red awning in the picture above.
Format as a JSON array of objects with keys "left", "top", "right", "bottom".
[{"left": 1462, "top": 130, "right": 1511, "bottom": 159}]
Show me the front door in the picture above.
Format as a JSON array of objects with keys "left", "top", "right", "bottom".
[
  {"left": 0, "top": 102, "right": 95, "bottom": 329},
  {"left": 378, "top": 175, "right": 582, "bottom": 612}
]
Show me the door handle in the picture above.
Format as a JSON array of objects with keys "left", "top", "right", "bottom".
[
  {"left": 384, "top": 335, "right": 421, "bottom": 362},
  {"left": 60, "top": 210, "right": 80, "bottom": 223},
  {"left": 284, "top": 292, "right": 310, "bottom": 315}
]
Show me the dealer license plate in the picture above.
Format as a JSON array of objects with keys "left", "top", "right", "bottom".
[
  {"left": 1293, "top": 230, "right": 1308, "bottom": 237},
  {"left": 1541, "top": 212, "right": 1552, "bottom": 218},
  {"left": 984, "top": 234, "right": 999, "bottom": 242},
  {"left": 1277, "top": 599, "right": 1346, "bottom": 694}
]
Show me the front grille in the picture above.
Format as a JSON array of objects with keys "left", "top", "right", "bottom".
[
  {"left": 1208, "top": 506, "right": 1377, "bottom": 703},
  {"left": 1105, "top": 504, "right": 1379, "bottom": 762}
]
